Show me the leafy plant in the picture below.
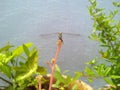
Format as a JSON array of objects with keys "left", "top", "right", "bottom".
[
  {"left": 53, "top": 65, "right": 82, "bottom": 90},
  {"left": 85, "top": 0, "right": 120, "bottom": 89},
  {"left": 0, "top": 42, "right": 46, "bottom": 90}
]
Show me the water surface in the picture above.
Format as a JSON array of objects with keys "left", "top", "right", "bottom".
[{"left": 0, "top": 0, "right": 116, "bottom": 89}]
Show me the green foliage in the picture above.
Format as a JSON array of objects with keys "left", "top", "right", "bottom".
[
  {"left": 0, "top": 53, "right": 12, "bottom": 78},
  {"left": 86, "top": 0, "right": 120, "bottom": 89},
  {"left": 0, "top": 42, "right": 46, "bottom": 90},
  {"left": 52, "top": 65, "right": 82, "bottom": 90},
  {"left": 113, "top": 2, "right": 120, "bottom": 7}
]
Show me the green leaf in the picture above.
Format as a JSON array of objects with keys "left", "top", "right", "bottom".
[
  {"left": 54, "top": 71, "right": 65, "bottom": 84},
  {"left": 63, "top": 70, "right": 69, "bottom": 74},
  {"left": 87, "top": 58, "right": 97, "bottom": 65},
  {"left": 104, "top": 67, "right": 111, "bottom": 76},
  {"left": 113, "top": 2, "right": 120, "bottom": 7},
  {"left": 15, "top": 64, "right": 37, "bottom": 81},
  {"left": 5, "top": 56, "right": 14, "bottom": 63},
  {"left": 88, "top": 77, "right": 93, "bottom": 83},
  {"left": 89, "top": 6, "right": 94, "bottom": 15},
  {"left": 15, "top": 51, "right": 38, "bottom": 81},
  {"left": 100, "top": 44, "right": 110, "bottom": 47},
  {"left": 0, "top": 43, "right": 14, "bottom": 52},
  {"left": 12, "top": 42, "right": 33, "bottom": 56},
  {"left": 22, "top": 44, "right": 30, "bottom": 56},
  {"left": 37, "top": 66, "right": 46, "bottom": 75},
  {"left": 104, "top": 77, "right": 114, "bottom": 85},
  {"left": 64, "top": 75, "right": 72, "bottom": 86},
  {"left": 97, "top": 64, "right": 105, "bottom": 76},
  {"left": 72, "top": 72, "right": 81, "bottom": 82},
  {"left": 110, "top": 75, "right": 120, "bottom": 79},
  {"left": 89, "top": 0, "right": 96, "bottom": 7},
  {"left": 0, "top": 53, "right": 6, "bottom": 62},
  {"left": 55, "top": 64, "right": 61, "bottom": 73},
  {"left": 85, "top": 67, "right": 95, "bottom": 76},
  {"left": 0, "top": 62, "right": 11, "bottom": 78},
  {"left": 52, "top": 83, "right": 60, "bottom": 88}
]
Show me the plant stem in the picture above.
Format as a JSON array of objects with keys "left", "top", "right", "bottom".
[
  {"left": 49, "top": 39, "right": 62, "bottom": 90},
  {"left": 36, "top": 75, "right": 42, "bottom": 90}
]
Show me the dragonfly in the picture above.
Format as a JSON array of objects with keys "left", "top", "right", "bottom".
[
  {"left": 39, "top": 32, "right": 81, "bottom": 41},
  {"left": 39, "top": 32, "right": 83, "bottom": 55}
]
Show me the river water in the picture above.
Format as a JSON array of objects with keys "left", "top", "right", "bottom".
[{"left": 0, "top": 0, "right": 116, "bottom": 89}]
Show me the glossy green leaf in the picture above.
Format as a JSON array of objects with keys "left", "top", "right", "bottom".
[
  {"left": 0, "top": 62, "right": 11, "bottom": 78},
  {"left": 12, "top": 42, "right": 32, "bottom": 56},
  {"left": 0, "top": 43, "right": 14, "bottom": 52},
  {"left": 15, "top": 51, "right": 38, "bottom": 81},
  {"left": 22, "top": 44, "right": 30, "bottom": 56}
]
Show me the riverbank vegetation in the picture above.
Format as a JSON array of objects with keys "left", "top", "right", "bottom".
[
  {"left": 85, "top": 0, "right": 120, "bottom": 89},
  {"left": 0, "top": 42, "right": 92, "bottom": 90},
  {"left": 0, "top": 42, "right": 46, "bottom": 90}
]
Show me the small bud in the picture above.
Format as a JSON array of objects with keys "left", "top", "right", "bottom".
[
  {"left": 51, "top": 58, "right": 55, "bottom": 63},
  {"left": 36, "top": 75, "right": 43, "bottom": 81}
]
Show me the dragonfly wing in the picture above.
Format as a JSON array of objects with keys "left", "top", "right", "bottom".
[
  {"left": 39, "top": 33, "right": 58, "bottom": 39},
  {"left": 63, "top": 32, "right": 80, "bottom": 36},
  {"left": 62, "top": 32, "right": 81, "bottom": 39},
  {"left": 39, "top": 32, "right": 81, "bottom": 39}
]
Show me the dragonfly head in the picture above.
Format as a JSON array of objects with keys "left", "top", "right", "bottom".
[{"left": 58, "top": 32, "right": 63, "bottom": 42}]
